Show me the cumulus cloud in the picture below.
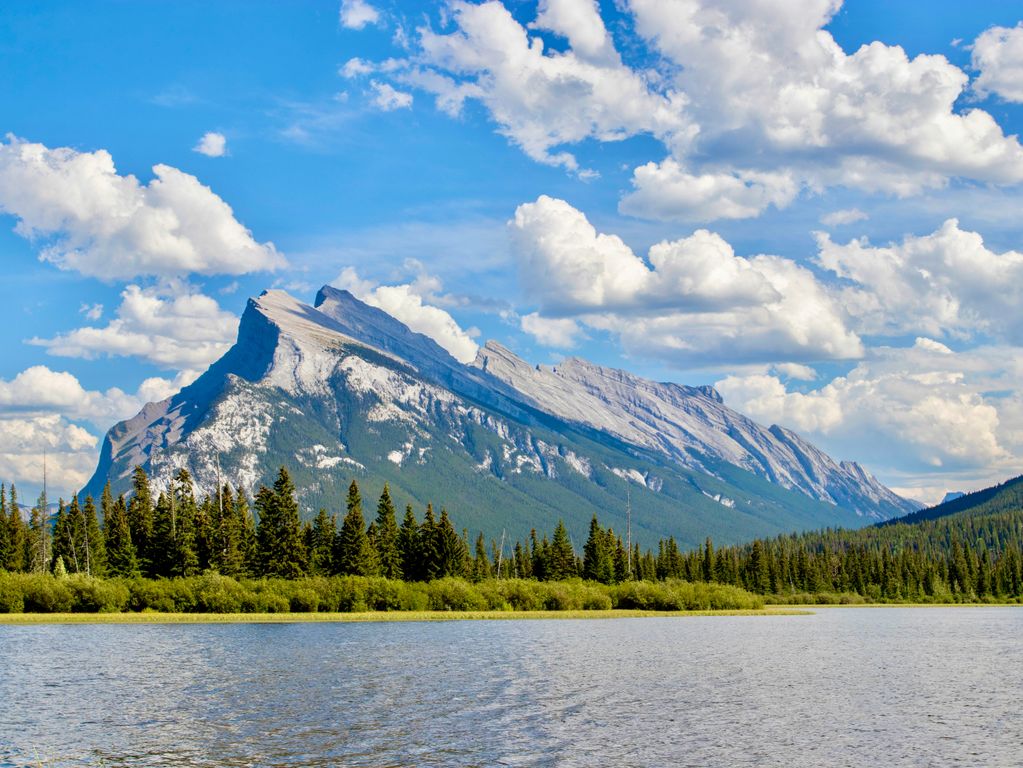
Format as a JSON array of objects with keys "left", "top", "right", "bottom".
[
  {"left": 31, "top": 282, "right": 239, "bottom": 371},
  {"left": 620, "top": 161, "right": 798, "bottom": 222},
  {"left": 972, "top": 23, "right": 1023, "bottom": 103},
  {"left": 400, "top": 0, "right": 691, "bottom": 173},
  {"left": 340, "top": 0, "right": 381, "bottom": 30},
  {"left": 370, "top": 1, "right": 1023, "bottom": 219},
  {"left": 815, "top": 219, "right": 1023, "bottom": 342},
  {"left": 193, "top": 131, "right": 228, "bottom": 157},
  {"left": 333, "top": 267, "right": 480, "bottom": 363},
  {"left": 0, "top": 414, "right": 100, "bottom": 494},
  {"left": 0, "top": 136, "right": 284, "bottom": 280},
  {"left": 716, "top": 342, "right": 1023, "bottom": 494},
  {"left": 370, "top": 81, "right": 413, "bottom": 111},
  {"left": 520, "top": 312, "right": 581, "bottom": 348},
  {"left": 510, "top": 196, "right": 861, "bottom": 365},
  {"left": 0, "top": 367, "right": 197, "bottom": 495}
]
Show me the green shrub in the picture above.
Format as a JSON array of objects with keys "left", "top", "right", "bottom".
[
  {"left": 67, "top": 576, "right": 130, "bottom": 613},
  {"left": 289, "top": 589, "right": 319, "bottom": 612},
  {"left": 20, "top": 574, "right": 74, "bottom": 613},
  {"left": 0, "top": 574, "right": 25, "bottom": 613}
]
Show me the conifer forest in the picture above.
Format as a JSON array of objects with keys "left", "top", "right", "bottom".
[{"left": 1, "top": 465, "right": 1020, "bottom": 614}]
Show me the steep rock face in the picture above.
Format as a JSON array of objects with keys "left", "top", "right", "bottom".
[
  {"left": 84, "top": 287, "right": 917, "bottom": 547},
  {"left": 473, "top": 342, "right": 917, "bottom": 519}
]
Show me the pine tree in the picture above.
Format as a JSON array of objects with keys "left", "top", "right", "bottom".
[
  {"left": 546, "top": 520, "right": 577, "bottom": 581},
  {"left": 371, "top": 484, "right": 401, "bottom": 580},
  {"left": 308, "top": 508, "right": 336, "bottom": 576},
  {"left": 6, "top": 484, "right": 25, "bottom": 572},
  {"left": 194, "top": 495, "right": 215, "bottom": 572},
  {"left": 255, "top": 467, "right": 307, "bottom": 578},
  {"left": 28, "top": 487, "right": 51, "bottom": 574},
  {"left": 702, "top": 537, "right": 714, "bottom": 582},
  {"left": 83, "top": 492, "right": 106, "bottom": 577},
  {"left": 582, "top": 515, "right": 613, "bottom": 583},
  {"left": 212, "top": 483, "right": 244, "bottom": 576},
  {"left": 104, "top": 494, "right": 139, "bottom": 577},
  {"left": 418, "top": 504, "right": 442, "bottom": 580},
  {"left": 235, "top": 487, "right": 259, "bottom": 576},
  {"left": 0, "top": 484, "right": 10, "bottom": 570},
  {"left": 151, "top": 491, "right": 175, "bottom": 578},
  {"left": 50, "top": 499, "right": 75, "bottom": 573},
  {"left": 472, "top": 532, "right": 491, "bottom": 582},
  {"left": 397, "top": 504, "right": 421, "bottom": 581},
  {"left": 334, "top": 480, "right": 377, "bottom": 576},
  {"left": 434, "top": 509, "right": 467, "bottom": 578},
  {"left": 127, "top": 466, "right": 155, "bottom": 576}
]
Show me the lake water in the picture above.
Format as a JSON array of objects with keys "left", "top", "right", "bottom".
[{"left": 1, "top": 607, "right": 1021, "bottom": 767}]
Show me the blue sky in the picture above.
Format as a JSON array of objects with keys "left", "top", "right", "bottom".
[{"left": 3, "top": 0, "right": 1023, "bottom": 504}]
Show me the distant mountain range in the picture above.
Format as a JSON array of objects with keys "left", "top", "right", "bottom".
[{"left": 83, "top": 286, "right": 918, "bottom": 548}]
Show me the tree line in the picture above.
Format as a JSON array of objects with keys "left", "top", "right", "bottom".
[{"left": 2, "top": 463, "right": 1022, "bottom": 602}]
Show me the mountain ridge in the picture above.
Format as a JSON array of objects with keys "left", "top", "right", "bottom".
[{"left": 83, "top": 285, "right": 918, "bottom": 547}]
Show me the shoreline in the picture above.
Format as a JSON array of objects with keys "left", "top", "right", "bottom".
[{"left": 0, "top": 607, "right": 809, "bottom": 624}]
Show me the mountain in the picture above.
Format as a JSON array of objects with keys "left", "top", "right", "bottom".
[
  {"left": 881, "top": 474, "right": 1023, "bottom": 528},
  {"left": 83, "top": 286, "right": 917, "bottom": 548},
  {"left": 941, "top": 491, "right": 966, "bottom": 504}
]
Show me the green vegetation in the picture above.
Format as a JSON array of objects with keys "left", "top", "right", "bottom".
[
  {"left": 4, "top": 464, "right": 1022, "bottom": 612},
  {"left": 0, "top": 572, "right": 763, "bottom": 614}
]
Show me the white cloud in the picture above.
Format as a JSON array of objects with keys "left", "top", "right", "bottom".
[
  {"left": 0, "top": 135, "right": 284, "bottom": 280},
  {"left": 510, "top": 196, "right": 861, "bottom": 365},
  {"left": 0, "top": 414, "right": 100, "bottom": 494},
  {"left": 193, "top": 131, "right": 228, "bottom": 157},
  {"left": 340, "top": 0, "right": 381, "bottom": 30},
  {"left": 403, "top": 0, "right": 691, "bottom": 173},
  {"left": 378, "top": 1, "right": 1023, "bottom": 219},
  {"left": 772, "top": 362, "right": 817, "bottom": 381},
  {"left": 628, "top": 0, "right": 1023, "bottom": 196},
  {"left": 31, "top": 282, "right": 239, "bottom": 370},
  {"left": 520, "top": 312, "right": 581, "bottom": 348},
  {"left": 333, "top": 267, "right": 480, "bottom": 363},
  {"left": 716, "top": 343, "right": 1023, "bottom": 495},
  {"left": 972, "top": 23, "right": 1023, "bottom": 103},
  {"left": 820, "top": 208, "right": 868, "bottom": 226},
  {"left": 341, "top": 57, "right": 375, "bottom": 78},
  {"left": 816, "top": 219, "right": 1023, "bottom": 342},
  {"left": 0, "top": 366, "right": 198, "bottom": 495},
  {"left": 620, "top": 160, "right": 798, "bottom": 222},
  {"left": 370, "top": 81, "right": 413, "bottom": 111}
]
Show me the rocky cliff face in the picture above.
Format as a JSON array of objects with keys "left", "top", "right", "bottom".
[{"left": 84, "top": 286, "right": 917, "bottom": 547}]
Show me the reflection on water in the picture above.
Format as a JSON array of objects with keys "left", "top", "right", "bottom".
[{"left": 1, "top": 608, "right": 1021, "bottom": 767}]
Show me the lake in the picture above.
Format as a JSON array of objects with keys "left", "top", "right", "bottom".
[{"left": 1, "top": 607, "right": 1021, "bottom": 767}]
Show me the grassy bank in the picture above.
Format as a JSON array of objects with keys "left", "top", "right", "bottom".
[
  {"left": 0, "top": 571, "right": 764, "bottom": 615},
  {"left": 0, "top": 607, "right": 808, "bottom": 624}
]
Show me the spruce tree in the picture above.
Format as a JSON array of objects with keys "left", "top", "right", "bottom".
[
  {"left": 582, "top": 515, "right": 612, "bottom": 583},
  {"left": 371, "top": 485, "right": 401, "bottom": 580},
  {"left": 212, "top": 483, "right": 244, "bottom": 576},
  {"left": 127, "top": 466, "right": 155, "bottom": 576},
  {"left": 235, "top": 488, "right": 259, "bottom": 576},
  {"left": 151, "top": 491, "right": 175, "bottom": 578},
  {"left": 170, "top": 470, "right": 198, "bottom": 577},
  {"left": 308, "top": 508, "right": 336, "bottom": 576},
  {"left": 82, "top": 493, "right": 106, "bottom": 577},
  {"left": 397, "top": 504, "right": 421, "bottom": 581},
  {"left": 472, "top": 532, "right": 490, "bottom": 582},
  {"left": 104, "top": 494, "right": 139, "bottom": 577},
  {"left": 0, "top": 484, "right": 10, "bottom": 570},
  {"left": 6, "top": 484, "right": 25, "bottom": 572},
  {"left": 418, "top": 504, "right": 442, "bottom": 580},
  {"left": 434, "top": 509, "right": 467, "bottom": 578},
  {"left": 51, "top": 499, "right": 75, "bottom": 573},
  {"left": 547, "top": 520, "right": 577, "bottom": 581},
  {"left": 28, "top": 488, "right": 51, "bottom": 574},
  {"left": 255, "top": 467, "right": 307, "bottom": 578},
  {"left": 334, "top": 480, "right": 377, "bottom": 576}
]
